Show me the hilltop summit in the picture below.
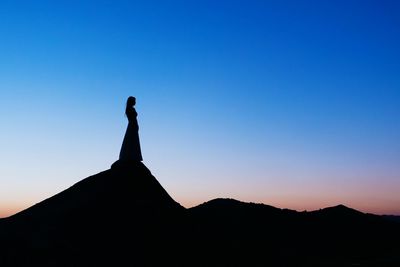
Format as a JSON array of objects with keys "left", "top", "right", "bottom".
[{"left": 0, "top": 161, "right": 185, "bottom": 266}]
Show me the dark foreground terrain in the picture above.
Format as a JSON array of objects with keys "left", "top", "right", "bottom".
[{"left": 0, "top": 162, "right": 399, "bottom": 266}]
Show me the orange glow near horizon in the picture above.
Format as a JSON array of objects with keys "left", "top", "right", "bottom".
[
  {"left": 0, "top": 204, "right": 27, "bottom": 219},
  {"left": 1, "top": 195, "right": 399, "bottom": 219},
  {"left": 2, "top": 178, "right": 400, "bottom": 218}
]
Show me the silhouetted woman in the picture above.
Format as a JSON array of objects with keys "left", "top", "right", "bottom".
[{"left": 119, "top": 96, "right": 143, "bottom": 161}]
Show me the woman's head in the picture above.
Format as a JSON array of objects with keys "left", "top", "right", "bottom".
[{"left": 126, "top": 96, "right": 136, "bottom": 107}]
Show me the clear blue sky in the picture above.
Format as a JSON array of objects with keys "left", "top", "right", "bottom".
[{"left": 1, "top": 0, "right": 399, "bottom": 217}]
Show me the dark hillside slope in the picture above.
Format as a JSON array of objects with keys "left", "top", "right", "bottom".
[
  {"left": 188, "top": 198, "right": 400, "bottom": 266},
  {"left": 0, "top": 162, "right": 186, "bottom": 266},
  {"left": 0, "top": 164, "right": 399, "bottom": 266}
]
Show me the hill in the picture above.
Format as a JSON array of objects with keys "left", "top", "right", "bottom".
[
  {"left": 0, "top": 162, "right": 399, "bottom": 266},
  {"left": 188, "top": 198, "right": 400, "bottom": 266},
  {"left": 0, "top": 161, "right": 185, "bottom": 266}
]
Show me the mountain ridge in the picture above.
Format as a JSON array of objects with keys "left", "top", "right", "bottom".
[{"left": 1, "top": 162, "right": 399, "bottom": 266}]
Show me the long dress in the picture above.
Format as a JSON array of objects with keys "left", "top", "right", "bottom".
[{"left": 119, "top": 107, "right": 143, "bottom": 161}]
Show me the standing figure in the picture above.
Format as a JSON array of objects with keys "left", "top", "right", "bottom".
[{"left": 119, "top": 96, "right": 143, "bottom": 161}]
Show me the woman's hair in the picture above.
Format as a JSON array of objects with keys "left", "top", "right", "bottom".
[
  {"left": 125, "top": 96, "right": 136, "bottom": 115},
  {"left": 126, "top": 96, "right": 136, "bottom": 107}
]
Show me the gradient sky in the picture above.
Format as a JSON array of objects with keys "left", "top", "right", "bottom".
[{"left": 1, "top": 0, "right": 399, "bottom": 217}]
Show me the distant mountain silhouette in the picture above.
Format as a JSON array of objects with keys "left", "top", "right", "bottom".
[
  {"left": 383, "top": 215, "right": 400, "bottom": 223},
  {"left": 1, "top": 162, "right": 399, "bottom": 266}
]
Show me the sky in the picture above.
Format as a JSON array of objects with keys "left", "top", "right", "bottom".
[{"left": 1, "top": 0, "right": 399, "bottom": 217}]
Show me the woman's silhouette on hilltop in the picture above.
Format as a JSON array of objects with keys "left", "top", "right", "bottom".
[{"left": 119, "top": 96, "right": 143, "bottom": 162}]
